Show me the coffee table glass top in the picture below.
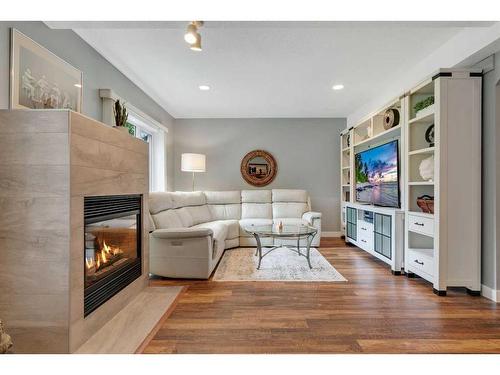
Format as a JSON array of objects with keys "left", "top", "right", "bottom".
[{"left": 243, "top": 224, "right": 317, "bottom": 237}]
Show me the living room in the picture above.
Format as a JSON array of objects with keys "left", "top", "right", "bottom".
[{"left": 1, "top": 0, "right": 500, "bottom": 372}]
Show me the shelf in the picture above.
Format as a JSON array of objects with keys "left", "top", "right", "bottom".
[
  {"left": 342, "top": 166, "right": 351, "bottom": 170},
  {"left": 407, "top": 211, "right": 434, "bottom": 219},
  {"left": 409, "top": 104, "right": 435, "bottom": 124},
  {"left": 355, "top": 119, "right": 371, "bottom": 130},
  {"left": 408, "top": 181, "right": 434, "bottom": 186},
  {"left": 342, "top": 184, "right": 351, "bottom": 188},
  {"left": 408, "top": 227, "right": 434, "bottom": 238},
  {"left": 408, "top": 247, "right": 434, "bottom": 258},
  {"left": 354, "top": 124, "right": 401, "bottom": 147},
  {"left": 410, "top": 79, "right": 434, "bottom": 96},
  {"left": 409, "top": 147, "right": 435, "bottom": 156},
  {"left": 342, "top": 147, "right": 350, "bottom": 153}
]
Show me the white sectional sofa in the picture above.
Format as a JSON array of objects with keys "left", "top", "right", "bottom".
[{"left": 148, "top": 189, "right": 321, "bottom": 279}]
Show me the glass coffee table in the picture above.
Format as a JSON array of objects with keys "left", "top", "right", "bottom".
[{"left": 243, "top": 224, "right": 318, "bottom": 269}]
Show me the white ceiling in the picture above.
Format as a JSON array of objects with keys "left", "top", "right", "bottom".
[{"left": 51, "top": 22, "right": 495, "bottom": 118}]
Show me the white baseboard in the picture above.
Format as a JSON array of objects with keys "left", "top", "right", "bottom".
[
  {"left": 481, "top": 284, "right": 499, "bottom": 302},
  {"left": 322, "top": 231, "right": 341, "bottom": 237}
]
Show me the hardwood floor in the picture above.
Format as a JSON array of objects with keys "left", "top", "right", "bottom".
[{"left": 144, "top": 238, "right": 500, "bottom": 354}]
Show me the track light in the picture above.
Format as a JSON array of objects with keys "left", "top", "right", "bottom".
[
  {"left": 190, "top": 34, "right": 202, "bottom": 51},
  {"left": 184, "top": 23, "right": 198, "bottom": 44},
  {"left": 184, "top": 21, "right": 203, "bottom": 51}
]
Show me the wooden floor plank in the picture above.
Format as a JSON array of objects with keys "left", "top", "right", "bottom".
[{"left": 143, "top": 237, "right": 500, "bottom": 354}]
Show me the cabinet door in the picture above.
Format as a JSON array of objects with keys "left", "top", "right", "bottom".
[
  {"left": 374, "top": 213, "right": 391, "bottom": 259},
  {"left": 346, "top": 207, "right": 357, "bottom": 241}
]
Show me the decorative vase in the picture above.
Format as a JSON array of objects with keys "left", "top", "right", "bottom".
[{"left": 419, "top": 154, "right": 434, "bottom": 181}]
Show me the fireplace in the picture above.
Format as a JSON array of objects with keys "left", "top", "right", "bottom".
[{"left": 84, "top": 195, "right": 142, "bottom": 317}]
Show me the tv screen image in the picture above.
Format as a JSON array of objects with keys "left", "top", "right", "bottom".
[{"left": 355, "top": 140, "right": 400, "bottom": 207}]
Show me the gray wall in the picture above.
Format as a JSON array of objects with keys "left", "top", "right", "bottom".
[
  {"left": 0, "top": 21, "right": 176, "bottom": 189},
  {"left": 173, "top": 118, "right": 346, "bottom": 231},
  {"left": 481, "top": 52, "right": 500, "bottom": 290}
]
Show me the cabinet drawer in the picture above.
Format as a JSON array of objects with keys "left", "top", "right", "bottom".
[
  {"left": 408, "top": 214, "right": 434, "bottom": 237},
  {"left": 357, "top": 221, "right": 373, "bottom": 233},
  {"left": 357, "top": 229, "right": 373, "bottom": 251},
  {"left": 408, "top": 248, "right": 434, "bottom": 280}
]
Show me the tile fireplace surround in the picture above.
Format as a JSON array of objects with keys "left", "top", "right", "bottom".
[{"left": 0, "top": 110, "right": 149, "bottom": 353}]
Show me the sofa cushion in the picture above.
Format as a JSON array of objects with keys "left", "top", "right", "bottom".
[
  {"left": 191, "top": 221, "right": 228, "bottom": 245},
  {"left": 273, "top": 202, "right": 309, "bottom": 219},
  {"left": 217, "top": 220, "right": 240, "bottom": 239},
  {"left": 241, "top": 203, "right": 272, "bottom": 219},
  {"left": 176, "top": 207, "right": 194, "bottom": 227},
  {"left": 204, "top": 190, "right": 241, "bottom": 204},
  {"left": 184, "top": 205, "right": 212, "bottom": 225},
  {"left": 153, "top": 209, "right": 184, "bottom": 229},
  {"left": 239, "top": 218, "right": 273, "bottom": 237},
  {"left": 193, "top": 219, "right": 239, "bottom": 239},
  {"left": 224, "top": 237, "right": 240, "bottom": 249},
  {"left": 171, "top": 191, "right": 206, "bottom": 208},
  {"left": 149, "top": 192, "right": 174, "bottom": 214},
  {"left": 148, "top": 213, "right": 156, "bottom": 232},
  {"left": 272, "top": 189, "right": 308, "bottom": 203},
  {"left": 241, "top": 190, "right": 272, "bottom": 203},
  {"left": 208, "top": 204, "right": 241, "bottom": 220}
]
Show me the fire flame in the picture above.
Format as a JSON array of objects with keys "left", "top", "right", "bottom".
[
  {"left": 85, "top": 257, "right": 95, "bottom": 269},
  {"left": 86, "top": 240, "right": 123, "bottom": 271}
]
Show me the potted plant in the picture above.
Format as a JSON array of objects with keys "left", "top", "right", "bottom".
[{"left": 113, "top": 99, "right": 129, "bottom": 134}]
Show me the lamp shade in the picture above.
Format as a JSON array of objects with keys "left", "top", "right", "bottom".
[{"left": 181, "top": 153, "right": 206, "bottom": 172}]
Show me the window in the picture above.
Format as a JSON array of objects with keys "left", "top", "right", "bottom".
[
  {"left": 100, "top": 90, "right": 167, "bottom": 192},
  {"left": 126, "top": 111, "right": 166, "bottom": 192}
]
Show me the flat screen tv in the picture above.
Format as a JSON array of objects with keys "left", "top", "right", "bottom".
[{"left": 355, "top": 139, "right": 400, "bottom": 208}]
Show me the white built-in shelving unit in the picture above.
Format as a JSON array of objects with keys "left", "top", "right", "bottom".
[
  {"left": 403, "top": 69, "right": 482, "bottom": 295},
  {"left": 339, "top": 129, "right": 353, "bottom": 236},
  {"left": 339, "top": 69, "right": 482, "bottom": 295}
]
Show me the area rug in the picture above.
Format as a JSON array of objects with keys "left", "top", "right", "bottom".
[{"left": 213, "top": 247, "right": 347, "bottom": 282}]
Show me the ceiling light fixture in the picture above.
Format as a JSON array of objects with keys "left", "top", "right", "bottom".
[
  {"left": 199, "top": 85, "right": 210, "bottom": 91},
  {"left": 184, "top": 23, "right": 198, "bottom": 44},
  {"left": 332, "top": 84, "right": 344, "bottom": 90},
  {"left": 190, "top": 34, "right": 202, "bottom": 51},
  {"left": 184, "top": 21, "right": 204, "bottom": 51}
]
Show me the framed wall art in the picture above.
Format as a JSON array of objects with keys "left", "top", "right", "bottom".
[{"left": 10, "top": 29, "right": 83, "bottom": 112}]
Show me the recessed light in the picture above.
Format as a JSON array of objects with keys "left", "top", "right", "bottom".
[
  {"left": 74, "top": 83, "right": 82, "bottom": 88},
  {"left": 332, "top": 84, "right": 344, "bottom": 90},
  {"left": 199, "top": 85, "right": 210, "bottom": 91}
]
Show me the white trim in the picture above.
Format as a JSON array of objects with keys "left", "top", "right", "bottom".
[
  {"left": 321, "top": 231, "right": 341, "bottom": 237},
  {"left": 99, "top": 88, "right": 168, "bottom": 133},
  {"left": 481, "top": 284, "right": 500, "bottom": 302}
]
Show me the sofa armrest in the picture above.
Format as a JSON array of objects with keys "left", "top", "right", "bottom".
[
  {"left": 302, "top": 211, "right": 322, "bottom": 224},
  {"left": 151, "top": 228, "right": 213, "bottom": 239}
]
